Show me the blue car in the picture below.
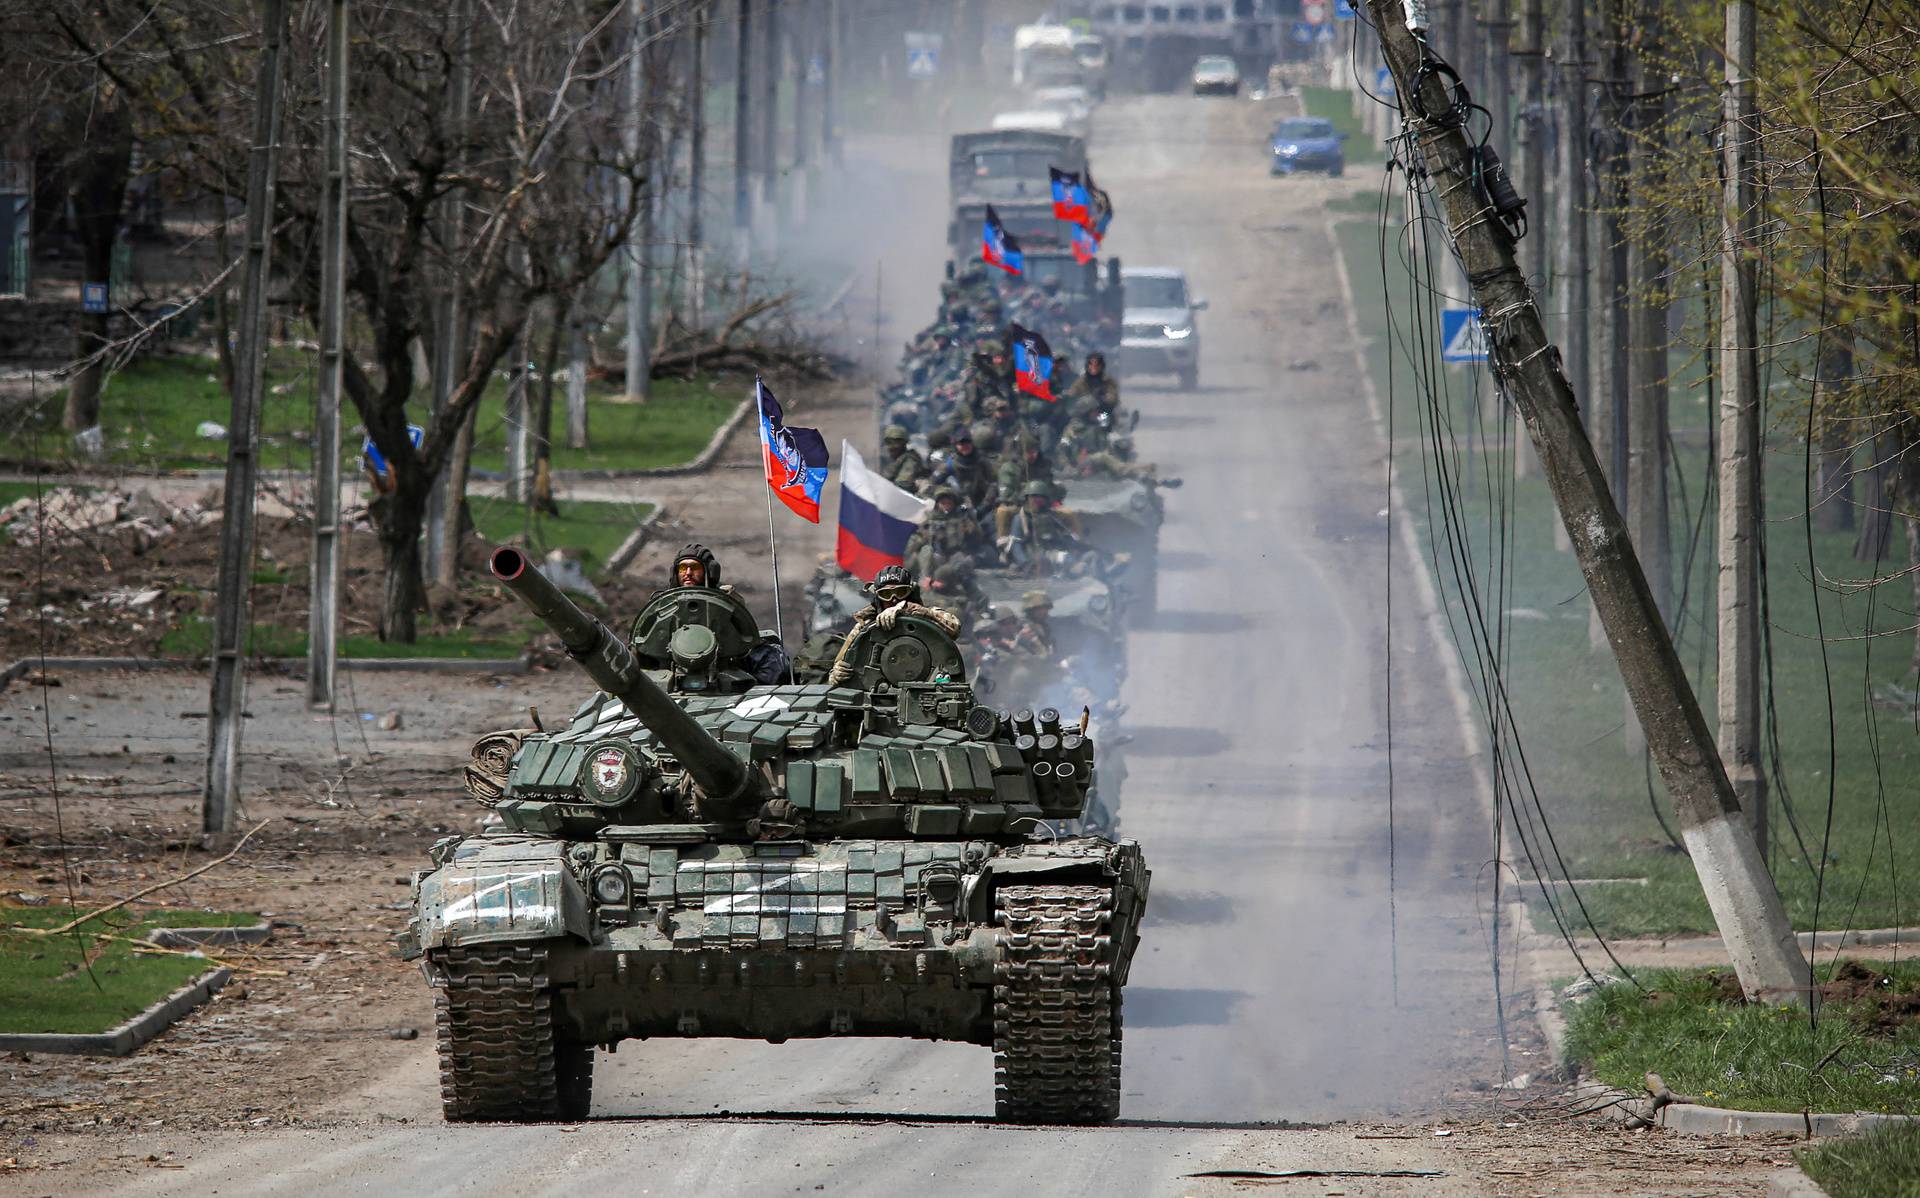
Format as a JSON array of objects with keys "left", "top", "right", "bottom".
[{"left": 1269, "top": 117, "right": 1348, "bottom": 177}]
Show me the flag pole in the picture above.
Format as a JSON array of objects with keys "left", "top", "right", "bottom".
[{"left": 754, "top": 377, "right": 793, "bottom": 682}]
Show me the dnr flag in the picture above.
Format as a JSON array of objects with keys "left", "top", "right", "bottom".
[
  {"left": 835, "top": 440, "right": 932, "bottom": 581},
  {"left": 1071, "top": 223, "right": 1099, "bottom": 265},
  {"left": 982, "top": 204, "right": 1024, "bottom": 275},
  {"left": 1049, "top": 167, "right": 1091, "bottom": 226},
  {"left": 1008, "top": 323, "right": 1056, "bottom": 402},
  {"left": 1084, "top": 165, "right": 1114, "bottom": 238},
  {"left": 757, "top": 377, "right": 829, "bottom": 522}
]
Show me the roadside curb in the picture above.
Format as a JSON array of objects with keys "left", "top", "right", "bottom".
[
  {"left": 1560, "top": 926, "right": 1920, "bottom": 955},
  {"left": 604, "top": 503, "right": 669, "bottom": 576},
  {"left": 0, "top": 967, "right": 231, "bottom": 1057},
  {"left": 144, "top": 921, "right": 272, "bottom": 949},
  {"left": 0, "top": 654, "right": 530, "bottom": 696}
]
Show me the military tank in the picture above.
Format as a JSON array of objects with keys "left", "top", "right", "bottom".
[
  {"left": 1061, "top": 475, "right": 1163, "bottom": 623},
  {"left": 404, "top": 547, "right": 1150, "bottom": 1124}
]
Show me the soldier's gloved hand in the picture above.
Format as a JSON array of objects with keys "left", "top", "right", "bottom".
[{"left": 877, "top": 601, "right": 907, "bottom": 631}]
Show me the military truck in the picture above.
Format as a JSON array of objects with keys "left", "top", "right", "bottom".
[
  {"left": 947, "top": 128, "right": 1085, "bottom": 264},
  {"left": 406, "top": 548, "right": 1150, "bottom": 1124}
]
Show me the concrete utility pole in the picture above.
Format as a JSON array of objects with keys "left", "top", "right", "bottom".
[
  {"left": 757, "top": 0, "right": 779, "bottom": 216},
  {"left": 205, "top": 0, "right": 289, "bottom": 836},
  {"left": 733, "top": 0, "right": 753, "bottom": 258},
  {"left": 688, "top": 2, "right": 707, "bottom": 338},
  {"left": 429, "top": 1, "right": 474, "bottom": 591},
  {"left": 308, "top": 0, "right": 349, "bottom": 710},
  {"left": 504, "top": 304, "right": 532, "bottom": 500},
  {"left": 1625, "top": 18, "right": 1671, "bottom": 624},
  {"left": 1717, "top": 0, "right": 1767, "bottom": 849},
  {"left": 790, "top": 0, "right": 810, "bottom": 223},
  {"left": 1512, "top": 0, "right": 1544, "bottom": 290},
  {"left": 566, "top": 317, "right": 589, "bottom": 449},
  {"left": 822, "top": 0, "right": 839, "bottom": 164},
  {"left": 624, "top": 0, "right": 652, "bottom": 402},
  {"left": 1363, "top": 0, "right": 1812, "bottom": 1008}
]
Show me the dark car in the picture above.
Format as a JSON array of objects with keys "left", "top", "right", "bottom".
[{"left": 1269, "top": 117, "right": 1347, "bottom": 177}]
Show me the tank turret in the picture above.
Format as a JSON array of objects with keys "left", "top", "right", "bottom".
[{"left": 490, "top": 546, "right": 764, "bottom": 815}]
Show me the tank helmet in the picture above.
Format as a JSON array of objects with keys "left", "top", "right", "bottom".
[
  {"left": 926, "top": 427, "right": 952, "bottom": 450},
  {"left": 882, "top": 424, "right": 909, "bottom": 443},
  {"left": 673, "top": 543, "right": 720, "bottom": 587},
  {"left": 1022, "top": 480, "right": 1055, "bottom": 502},
  {"left": 932, "top": 483, "right": 961, "bottom": 505},
  {"left": 867, "top": 564, "right": 919, "bottom": 605},
  {"left": 1021, "top": 589, "right": 1053, "bottom": 613}
]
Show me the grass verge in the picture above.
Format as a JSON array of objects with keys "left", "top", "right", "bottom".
[
  {"left": 1563, "top": 964, "right": 1920, "bottom": 1115},
  {"left": 1299, "top": 85, "right": 1385, "bottom": 162},
  {"left": 0, "top": 906, "right": 258, "bottom": 1035},
  {"left": 1332, "top": 205, "right": 1920, "bottom": 938},
  {"left": 469, "top": 497, "right": 656, "bottom": 573},
  {"left": 4, "top": 352, "right": 742, "bottom": 474},
  {"left": 1799, "top": 1121, "right": 1920, "bottom": 1197}
]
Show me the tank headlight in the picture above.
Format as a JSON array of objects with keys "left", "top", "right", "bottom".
[
  {"left": 591, "top": 865, "right": 631, "bottom": 906},
  {"left": 1089, "top": 593, "right": 1110, "bottom": 613}
]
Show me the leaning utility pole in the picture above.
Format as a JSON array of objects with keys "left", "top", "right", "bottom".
[
  {"left": 733, "top": 0, "right": 753, "bottom": 258},
  {"left": 205, "top": 0, "right": 289, "bottom": 836},
  {"left": 308, "top": 0, "right": 350, "bottom": 710},
  {"left": 1717, "top": 0, "right": 1766, "bottom": 849},
  {"left": 624, "top": 0, "right": 652, "bottom": 402},
  {"left": 1363, "top": 0, "right": 1812, "bottom": 1007}
]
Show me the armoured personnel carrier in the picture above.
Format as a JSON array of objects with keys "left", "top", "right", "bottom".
[
  {"left": 1061, "top": 475, "right": 1163, "bottom": 622},
  {"left": 405, "top": 547, "right": 1150, "bottom": 1124}
]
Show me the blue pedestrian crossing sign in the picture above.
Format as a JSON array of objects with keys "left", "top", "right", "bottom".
[
  {"left": 905, "top": 32, "right": 940, "bottom": 79},
  {"left": 1440, "top": 307, "right": 1488, "bottom": 364},
  {"left": 1336, "top": 0, "right": 1358, "bottom": 17}
]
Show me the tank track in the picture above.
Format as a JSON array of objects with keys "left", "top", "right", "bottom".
[
  {"left": 992, "top": 883, "right": 1122, "bottom": 1124},
  {"left": 431, "top": 944, "right": 592, "bottom": 1122}
]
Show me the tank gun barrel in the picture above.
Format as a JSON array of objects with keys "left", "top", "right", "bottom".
[{"left": 489, "top": 547, "right": 760, "bottom": 812}]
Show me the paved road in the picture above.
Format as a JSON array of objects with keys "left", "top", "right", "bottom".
[{"left": 77, "top": 94, "right": 1506, "bottom": 1197}]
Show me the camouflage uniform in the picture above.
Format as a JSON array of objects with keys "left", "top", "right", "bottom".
[
  {"left": 1008, "top": 590, "right": 1057, "bottom": 657},
  {"left": 903, "top": 486, "right": 988, "bottom": 577},
  {"left": 878, "top": 425, "right": 929, "bottom": 491},
  {"left": 999, "top": 481, "right": 1084, "bottom": 564},
  {"left": 924, "top": 558, "right": 992, "bottom": 636},
  {"left": 993, "top": 437, "right": 1057, "bottom": 538},
  {"left": 826, "top": 566, "right": 963, "bottom": 686}
]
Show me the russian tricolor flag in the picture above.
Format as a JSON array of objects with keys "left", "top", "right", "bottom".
[{"left": 835, "top": 440, "right": 932, "bottom": 582}]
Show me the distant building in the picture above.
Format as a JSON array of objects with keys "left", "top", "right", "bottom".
[{"left": 1070, "top": 0, "right": 1303, "bottom": 92}]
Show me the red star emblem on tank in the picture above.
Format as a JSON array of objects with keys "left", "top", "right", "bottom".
[{"left": 590, "top": 746, "right": 627, "bottom": 795}]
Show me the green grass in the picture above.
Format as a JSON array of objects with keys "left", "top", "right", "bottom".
[
  {"left": 0, "top": 906, "right": 258, "bottom": 1035},
  {"left": 466, "top": 375, "right": 742, "bottom": 476},
  {"left": 1299, "top": 85, "right": 1385, "bottom": 162},
  {"left": 469, "top": 496, "right": 656, "bottom": 574},
  {"left": 1564, "top": 965, "right": 1920, "bottom": 1115},
  {"left": 2, "top": 351, "right": 741, "bottom": 475},
  {"left": 157, "top": 618, "right": 519, "bottom": 660},
  {"left": 1800, "top": 1122, "right": 1920, "bottom": 1197},
  {"left": 1334, "top": 212, "right": 1920, "bottom": 938}
]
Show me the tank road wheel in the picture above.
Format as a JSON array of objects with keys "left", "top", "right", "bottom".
[
  {"left": 431, "top": 945, "right": 574, "bottom": 1122},
  {"left": 992, "top": 884, "right": 1123, "bottom": 1124}
]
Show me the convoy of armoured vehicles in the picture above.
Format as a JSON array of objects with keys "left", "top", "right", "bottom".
[{"left": 407, "top": 85, "right": 1180, "bottom": 1127}]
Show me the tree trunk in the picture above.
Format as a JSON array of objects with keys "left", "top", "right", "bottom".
[
  {"left": 375, "top": 486, "right": 426, "bottom": 643},
  {"left": 1855, "top": 422, "right": 1894, "bottom": 563},
  {"left": 63, "top": 97, "right": 134, "bottom": 434},
  {"left": 532, "top": 304, "right": 563, "bottom": 516},
  {"left": 1813, "top": 336, "right": 1855, "bottom": 533}
]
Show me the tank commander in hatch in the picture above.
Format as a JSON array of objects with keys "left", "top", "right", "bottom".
[{"left": 825, "top": 565, "right": 962, "bottom": 686}]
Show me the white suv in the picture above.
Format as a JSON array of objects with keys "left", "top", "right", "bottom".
[{"left": 1119, "top": 267, "right": 1206, "bottom": 390}]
